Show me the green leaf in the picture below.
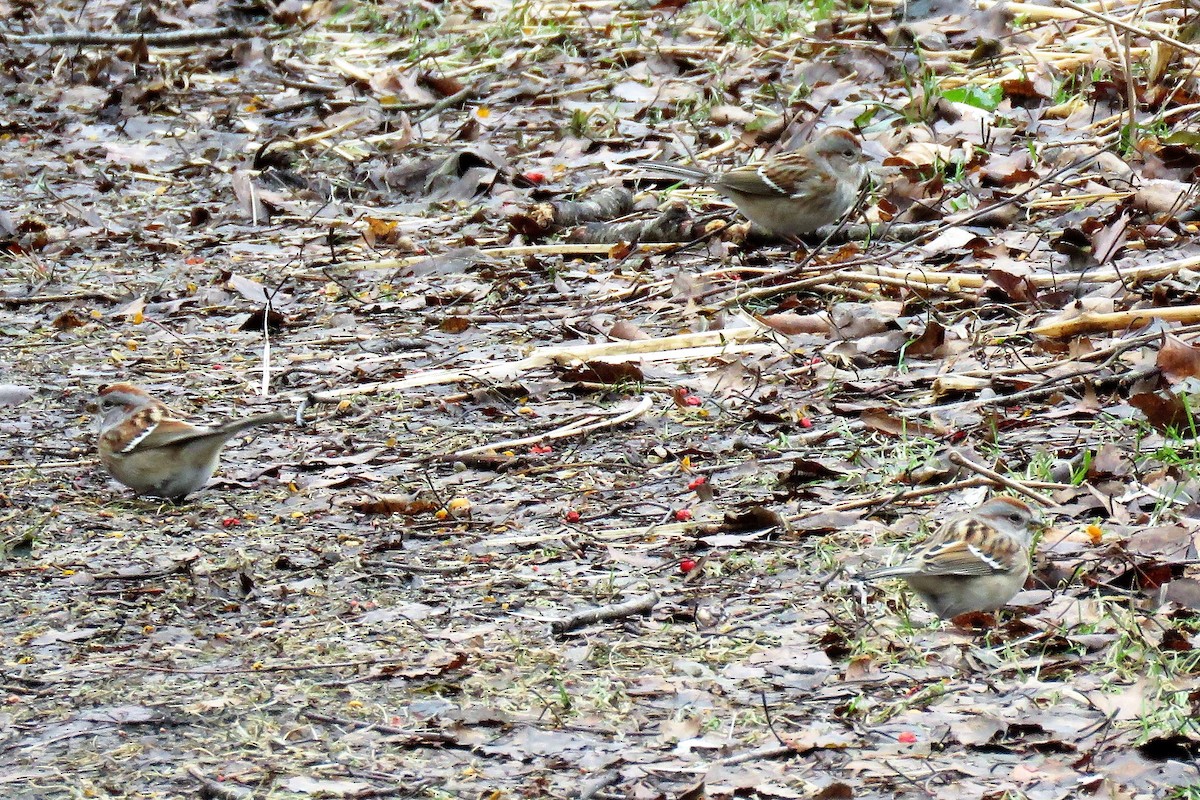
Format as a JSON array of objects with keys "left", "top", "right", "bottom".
[{"left": 942, "top": 84, "right": 1003, "bottom": 111}]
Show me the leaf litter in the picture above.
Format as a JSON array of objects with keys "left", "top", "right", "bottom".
[{"left": 5, "top": 0, "right": 1200, "bottom": 797}]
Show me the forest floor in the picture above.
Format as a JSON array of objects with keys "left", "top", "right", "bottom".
[{"left": 4, "top": 0, "right": 1200, "bottom": 798}]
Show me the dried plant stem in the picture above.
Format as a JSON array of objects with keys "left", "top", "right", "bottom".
[
  {"left": 448, "top": 396, "right": 653, "bottom": 457},
  {"left": 1025, "top": 305, "right": 1200, "bottom": 338},
  {"left": 301, "top": 327, "right": 767, "bottom": 401},
  {"left": 946, "top": 451, "right": 1054, "bottom": 507},
  {"left": 3, "top": 27, "right": 246, "bottom": 45}
]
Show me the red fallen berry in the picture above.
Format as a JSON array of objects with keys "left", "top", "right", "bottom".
[
  {"left": 683, "top": 395, "right": 702, "bottom": 406},
  {"left": 674, "top": 509, "right": 693, "bottom": 522},
  {"left": 799, "top": 417, "right": 813, "bottom": 428},
  {"left": 221, "top": 517, "right": 240, "bottom": 528},
  {"left": 565, "top": 509, "right": 581, "bottom": 523},
  {"left": 530, "top": 444, "right": 553, "bottom": 454},
  {"left": 679, "top": 558, "right": 697, "bottom": 573},
  {"left": 898, "top": 731, "right": 917, "bottom": 744},
  {"left": 524, "top": 170, "right": 547, "bottom": 183},
  {"left": 687, "top": 476, "right": 706, "bottom": 490}
]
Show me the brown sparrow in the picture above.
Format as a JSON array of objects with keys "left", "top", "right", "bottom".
[
  {"left": 862, "top": 497, "right": 1037, "bottom": 619},
  {"left": 642, "top": 127, "right": 867, "bottom": 241},
  {"left": 95, "top": 383, "right": 291, "bottom": 501}
]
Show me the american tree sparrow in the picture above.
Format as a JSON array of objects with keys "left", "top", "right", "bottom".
[
  {"left": 862, "top": 497, "right": 1037, "bottom": 619},
  {"left": 95, "top": 383, "right": 291, "bottom": 501},
  {"left": 642, "top": 127, "right": 867, "bottom": 242}
]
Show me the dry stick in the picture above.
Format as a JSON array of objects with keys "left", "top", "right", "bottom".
[
  {"left": 1024, "top": 305, "right": 1200, "bottom": 337},
  {"left": 716, "top": 744, "right": 796, "bottom": 766},
  {"left": 185, "top": 765, "right": 252, "bottom": 800},
  {"left": 1056, "top": 0, "right": 1200, "bottom": 61},
  {"left": 908, "top": 322, "right": 1200, "bottom": 413},
  {"left": 301, "top": 711, "right": 459, "bottom": 744},
  {"left": 0, "top": 291, "right": 121, "bottom": 304},
  {"left": 914, "top": 365, "right": 1158, "bottom": 419},
  {"left": 1103, "top": 11, "right": 1139, "bottom": 152},
  {"left": 579, "top": 770, "right": 621, "bottom": 800},
  {"left": 2, "top": 27, "right": 247, "bottom": 45},
  {"left": 946, "top": 451, "right": 1054, "bottom": 507},
  {"left": 414, "top": 84, "right": 479, "bottom": 123},
  {"left": 449, "top": 396, "right": 653, "bottom": 457},
  {"left": 110, "top": 654, "right": 412, "bottom": 674},
  {"left": 764, "top": 254, "right": 1200, "bottom": 305},
  {"left": 931, "top": 321, "right": 1200, "bottom": 385},
  {"left": 549, "top": 591, "right": 659, "bottom": 635},
  {"left": 297, "top": 327, "right": 767, "bottom": 401},
  {"left": 824, "top": 477, "right": 995, "bottom": 514}
]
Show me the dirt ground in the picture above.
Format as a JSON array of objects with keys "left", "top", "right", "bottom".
[{"left": 5, "top": 1, "right": 1200, "bottom": 798}]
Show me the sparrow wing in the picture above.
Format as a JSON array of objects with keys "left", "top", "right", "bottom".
[
  {"left": 862, "top": 517, "right": 1025, "bottom": 580},
  {"left": 136, "top": 412, "right": 291, "bottom": 450},
  {"left": 100, "top": 406, "right": 169, "bottom": 454},
  {"left": 718, "top": 152, "right": 829, "bottom": 198},
  {"left": 911, "top": 519, "right": 1025, "bottom": 576},
  {"left": 911, "top": 538, "right": 1009, "bottom": 576}
]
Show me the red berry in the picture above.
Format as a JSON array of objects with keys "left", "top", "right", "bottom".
[
  {"left": 674, "top": 509, "right": 693, "bottom": 522},
  {"left": 898, "top": 731, "right": 917, "bottom": 744},
  {"left": 524, "top": 170, "right": 546, "bottom": 183},
  {"left": 687, "top": 476, "right": 706, "bottom": 490},
  {"left": 221, "top": 517, "right": 240, "bottom": 528},
  {"left": 565, "top": 509, "right": 581, "bottom": 523},
  {"left": 683, "top": 395, "right": 702, "bottom": 407},
  {"left": 679, "top": 558, "right": 697, "bottom": 573},
  {"left": 799, "top": 417, "right": 813, "bottom": 428}
]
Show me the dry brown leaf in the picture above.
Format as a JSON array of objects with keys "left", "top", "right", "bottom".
[{"left": 1157, "top": 335, "right": 1200, "bottom": 383}]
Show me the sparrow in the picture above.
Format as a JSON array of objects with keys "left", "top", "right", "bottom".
[
  {"left": 862, "top": 496, "right": 1037, "bottom": 619},
  {"left": 95, "top": 382, "right": 291, "bottom": 502},
  {"left": 641, "top": 127, "right": 867, "bottom": 242}
]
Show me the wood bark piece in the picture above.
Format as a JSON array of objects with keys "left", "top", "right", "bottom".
[{"left": 550, "top": 591, "right": 659, "bottom": 634}]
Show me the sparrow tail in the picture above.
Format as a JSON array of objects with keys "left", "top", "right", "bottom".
[{"left": 639, "top": 162, "right": 715, "bottom": 185}]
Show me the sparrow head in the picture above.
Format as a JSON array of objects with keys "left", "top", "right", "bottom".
[
  {"left": 97, "top": 383, "right": 153, "bottom": 411},
  {"left": 810, "top": 127, "right": 863, "bottom": 170},
  {"left": 96, "top": 383, "right": 164, "bottom": 433},
  {"left": 973, "top": 496, "right": 1037, "bottom": 543}
]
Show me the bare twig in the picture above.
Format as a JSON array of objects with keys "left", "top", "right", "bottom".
[
  {"left": 579, "top": 770, "right": 621, "bottom": 800},
  {"left": 448, "top": 396, "right": 653, "bottom": 457},
  {"left": 549, "top": 591, "right": 659, "bottom": 634},
  {"left": 0, "top": 291, "right": 121, "bottom": 304},
  {"left": 946, "top": 451, "right": 1054, "bottom": 507},
  {"left": 185, "top": 765, "right": 253, "bottom": 800},
  {"left": 3, "top": 27, "right": 248, "bottom": 45},
  {"left": 301, "top": 711, "right": 460, "bottom": 745}
]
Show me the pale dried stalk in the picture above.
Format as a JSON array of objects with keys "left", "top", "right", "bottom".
[
  {"left": 300, "top": 326, "right": 768, "bottom": 401},
  {"left": 1025, "top": 305, "right": 1200, "bottom": 337},
  {"left": 450, "top": 396, "right": 653, "bottom": 457}
]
